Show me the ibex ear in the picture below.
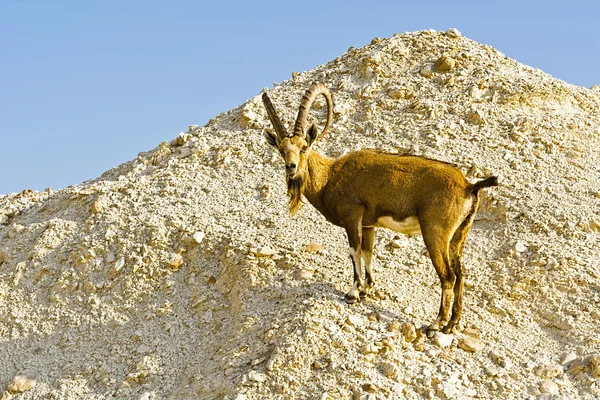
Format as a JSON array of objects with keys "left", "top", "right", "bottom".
[
  {"left": 306, "top": 123, "right": 319, "bottom": 147},
  {"left": 264, "top": 130, "right": 280, "bottom": 149}
]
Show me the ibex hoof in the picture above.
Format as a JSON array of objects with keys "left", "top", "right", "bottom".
[
  {"left": 441, "top": 319, "right": 459, "bottom": 334},
  {"left": 359, "top": 285, "right": 373, "bottom": 298},
  {"left": 426, "top": 323, "right": 442, "bottom": 337},
  {"left": 344, "top": 289, "right": 361, "bottom": 304}
]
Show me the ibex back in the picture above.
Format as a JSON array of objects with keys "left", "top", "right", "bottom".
[{"left": 262, "top": 82, "right": 497, "bottom": 333}]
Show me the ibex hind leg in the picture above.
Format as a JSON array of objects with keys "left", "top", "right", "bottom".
[
  {"left": 421, "top": 226, "right": 456, "bottom": 333},
  {"left": 442, "top": 205, "right": 476, "bottom": 333},
  {"left": 359, "top": 227, "right": 375, "bottom": 298}
]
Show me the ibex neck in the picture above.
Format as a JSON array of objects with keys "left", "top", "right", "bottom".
[{"left": 303, "top": 150, "right": 333, "bottom": 200}]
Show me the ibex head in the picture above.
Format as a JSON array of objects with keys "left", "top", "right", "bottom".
[{"left": 262, "top": 82, "right": 332, "bottom": 180}]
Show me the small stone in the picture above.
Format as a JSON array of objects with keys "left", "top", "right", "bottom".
[
  {"left": 304, "top": 242, "right": 324, "bottom": 253},
  {"left": 420, "top": 64, "right": 434, "bottom": 78},
  {"left": 390, "top": 240, "right": 403, "bottom": 248},
  {"left": 192, "top": 231, "right": 205, "bottom": 244},
  {"left": 489, "top": 350, "right": 511, "bottom": 369},
  {"left": 463, "top": 327, "right": 481, "bottom": 338},
  {"left": 312, "top": 359, "right": 326, "bottom": 369},
  {"left": 361, "top": 383, "right": 377, "bottom": 393},
  {"left": 566, "top": 358, "right": 587, "bottom": 374},
  {"left": 539, "top": 379, "right": 559, "bottom": 395},
  {"left": 589, "top": 219, "right": 600, "bottom": 232},
  {"left": 0, "top": 251, "right": 8, "bottom": 264},
  {"left": 515, "top": 240, "right": 528, "bottom": 253},
  {"left": 466, "top": 109, "right": 485, "bottom": 125},
  {"left": 374, "top": 290, "right": 386, "bottom": 300},
  {"left": 560, "top": 352, "right": 578, "bottom": 367},
  {"left": 138, "top": 392, "right": 151, "bottom": 400},
  {"left": 370, "top": 37, "right": 381, "bottom": 45},
  {"left": 7, "top": 374, "right": 37, "bottom": 394},
  {"left": 484, "top": 366, "right": 499, "bottom": 377},
  {"left": 105, "top": 252, "right": 116, "bottom": 263},
  {"left": 345, "top": 315, "right": 361, "bottom": 327},
  {"left": 361, "top": 343, "right": 379, "bottom": 355},
  {"left": 445, "top": 28, "right": 461, "bottom": 38},
  {"left": 0, "top": 214, "right": 8, "bottom": 224},
  {"left": 426, "top": 348, "right": 439, "bottom": 358},
  {"left": 402, "top": 322, "right": 417, "bottom": 343},
  {"left": 376, "top": 311, "right": 394, "bottom": 323},
  {"left": 589, "top": 355, "right": 600, "bottom": 378},
  {"left": 91, "top": 199, "right": 104, "bottom": 214},
  {"left": 433, "top": 332, "right": 453, "bottom": 349},
  {"left": 387, "top": 320, "right": 401, "bottom": 332},
  {"left": 381, "top": 362, "right": 398, "bottom": 380},
  {"left": 295, "top": 269, "right": 313, "bottom": 280},
  {"left": 248, "top": 370, "right": 267, "bottom": 383},
  {"left": 291, "top": 71, "right": 299, "bottom": 79},
  {"left": 458, "top": 336, "right": 484, "bottom": 353},
  {"left": 169, "top": 254, "right": 184, "bottom": 269},
  {"left": 413, "top": 328, "right": 426, "bottom": 351},
  {"left": 114, "top": 257, "right": 125, "bottom": 272},
  {"left": 552, "top": 316, "right": 573, "bottom": 331},
  {"left": 255, "top": 246, "right": 276, "bottom": 257},
  {"left": 413, "top": 338, "right": 425, "bottom": 351},
  {"left": 433, "top": 56, "right": 456, "bottom": 73},
  {"left": 240, "top": 107, "right": 260, "bottom": 129},
  {"left": 534, "top": 364, "right": 562, "bottom": 379},
  {"left": 331, "top": 336, "right": 345, "bottom": 348}
]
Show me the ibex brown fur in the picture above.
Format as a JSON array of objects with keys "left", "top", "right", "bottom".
[{"left": 262, "top": 82, "right": 497, "bottom": 333}]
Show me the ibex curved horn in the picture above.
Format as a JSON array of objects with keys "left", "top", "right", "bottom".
[
  {"left": 262, "top": 93, "right": 288, "bottom": 138},
  {"left": 293, "top": 82, "right": 333, "bottom": 140}
]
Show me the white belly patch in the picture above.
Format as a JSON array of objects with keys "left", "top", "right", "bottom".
[{"left": 375, "top": 216, "right": 421, "bottom": 236}]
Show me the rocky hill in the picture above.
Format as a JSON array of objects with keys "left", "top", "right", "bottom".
[{"left": 1, "top": 29, "right": 600, "bottom": 399}]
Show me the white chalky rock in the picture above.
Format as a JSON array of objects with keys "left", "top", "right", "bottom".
[
  {"left": 7, "top": 374, "right": 37, "bottom": 394},
  {"left": 515, "top": 240, "right": 528, "bottom": 253},
  {"left": 433, "top": 332, "right": 453, "bottom": 349},
  {"left": 254, "top": 246, "right": 276, "bottom": 257},
  {"left": 539, "top": 379, "right": 559, "bottom": 395},
  {"left": 345, "top": 315, "right": 362, "bottom": 327},
  {"left": 192, "top": 231, "right": 205, "bottom": 244},
  {"left": 446, "top": 28, "right": 462, "bottom": 38},
  {"left": 248, "top": 370, "right": 267, "bottom": 383}
]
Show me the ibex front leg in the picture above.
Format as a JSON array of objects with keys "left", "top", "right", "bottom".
[
  {"left": 344, "top": 220, "right": 364, "bottom": 304},
  {"left": 360, "top": 227, "right": 375, "bottom": 298}
]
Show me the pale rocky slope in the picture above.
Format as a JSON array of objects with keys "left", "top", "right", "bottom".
[{"left": 1, "top": 29, "right": 600, "bottom": 399}]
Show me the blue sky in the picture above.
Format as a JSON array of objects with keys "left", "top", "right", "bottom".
[{"left": 1, "top": 0, "right": 598, "bottom": 194}]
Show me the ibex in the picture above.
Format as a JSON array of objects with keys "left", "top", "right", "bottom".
[{"left": 262, "top": 82, "right": 497, "bottom": 333}]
